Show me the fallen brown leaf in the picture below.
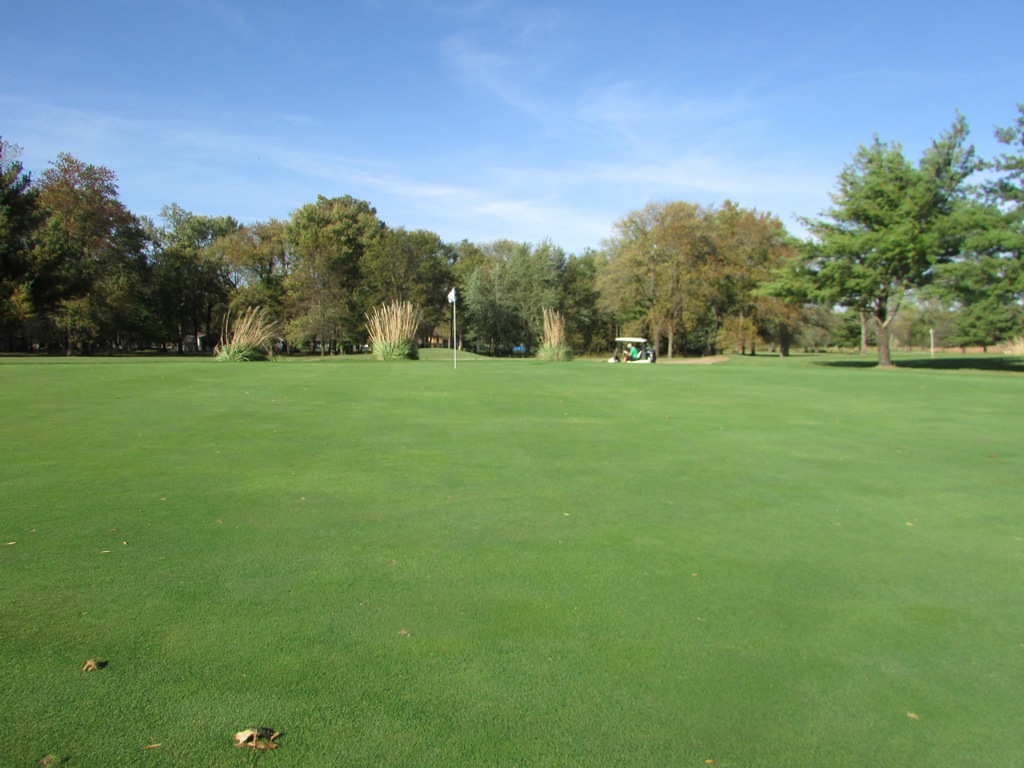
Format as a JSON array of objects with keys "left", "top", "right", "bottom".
[
  {"left": 234, "top": 727, "right": 282, "bottom": 749},
  {"left": 907, "top": 711, "right": 920, "bottom": 720},
  {"left": 142, "top": 743, "right": 161, "bottom": 749},
  {"left": 82, "top": 659, "right": 99, "bottom": 672},
  {"left": 234, "top": 729, "right": 256, "bottom": 745}
]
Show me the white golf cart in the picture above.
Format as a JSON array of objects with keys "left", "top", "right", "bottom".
[{"left": 608, "top": 336, "right": 656, "bottom": 363}]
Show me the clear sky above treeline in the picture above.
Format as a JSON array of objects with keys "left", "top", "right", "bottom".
[{"left": 3, "top": 0, "right": 1022, "bottom": 253}]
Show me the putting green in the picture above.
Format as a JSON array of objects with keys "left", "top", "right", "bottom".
[{"left": 1, "top": 354, "right": 1020, "bottom": 767}]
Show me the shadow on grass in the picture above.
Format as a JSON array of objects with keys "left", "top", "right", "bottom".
[{"left": 816, "top": 355, "right": 1024, "bottom": 373}]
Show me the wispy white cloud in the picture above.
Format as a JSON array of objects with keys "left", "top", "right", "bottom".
[
  {"left": 176, "top": 0, "right": 256, "bottom": 40},
  {"left": 0, "top": 84, "right": 831, "bottom": 252},
  {"left": 438, "top": 4, "right": 571, "bottom": 121},
  {"left": 440, "top": 35, "right": 551, "bottom": 119}
]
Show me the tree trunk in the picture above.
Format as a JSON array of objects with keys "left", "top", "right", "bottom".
[
  {"left": 876, "top": 310, "right": 894, "bottom": 367},
  {"left": 859, "top": 311, "right": 868, "bottom": 355},
  {"left": 779, "top": 329, "right": 791, "bottom": 357}
]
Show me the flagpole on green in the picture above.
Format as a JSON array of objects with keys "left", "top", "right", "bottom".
[{"left": 447, "top": 287, "right": 457, "bottom": 369}]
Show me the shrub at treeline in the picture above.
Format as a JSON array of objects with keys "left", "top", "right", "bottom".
[{"left": 2, "top": 108, "right": 1022, "bottom": 362}]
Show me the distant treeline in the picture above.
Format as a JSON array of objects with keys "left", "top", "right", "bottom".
[{"left": 2, "top": 106, "right": 1022, "bottom": 361}]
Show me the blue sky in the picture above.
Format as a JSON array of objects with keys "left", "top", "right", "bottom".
[{"left": 3, "top": 0, "right": 1021, "bottom": 253}]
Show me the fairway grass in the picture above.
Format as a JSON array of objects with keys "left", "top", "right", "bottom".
[{"left": 1, "top": 355, "right": 1021, "bottom": 767}]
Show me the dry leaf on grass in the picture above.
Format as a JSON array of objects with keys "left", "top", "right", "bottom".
[
  {"left": 81, "top": 659, "right": 107, "bottom": 672},
  {"left": 39, "top": 756, "right": 69, "bottom": 767},
  {"left": 907, "top": 711, "right": 920, "bottom": 720},
  {"left": 234, "top": 727, "right": 281, "bottom": 749}
]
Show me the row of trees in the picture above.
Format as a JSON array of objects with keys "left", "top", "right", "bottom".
[
  {"left": 2, "top": 106, "right": 1022, "bottom": 361},
  {"left": 0, "top": 146, "right": 607, "bottom": 356},
  {"left": 597, "top": 109, "right": 1024, "bottom": 364}
]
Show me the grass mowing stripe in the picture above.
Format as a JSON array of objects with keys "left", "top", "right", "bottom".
[{"left": 1, "top": 355, "right": 1021, "bottom": 766}]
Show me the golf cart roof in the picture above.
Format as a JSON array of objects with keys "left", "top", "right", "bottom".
[{"left": 614, "top": 337, "right": 648, "bottom": 344}]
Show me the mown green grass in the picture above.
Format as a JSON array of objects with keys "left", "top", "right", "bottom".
[{"left": 1, "top": 354, "right": 1021, "bottom": 767}]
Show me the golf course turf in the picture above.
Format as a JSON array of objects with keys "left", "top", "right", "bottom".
[{"left": 1, "top": 353, "right": 1021, "bottom": 767}]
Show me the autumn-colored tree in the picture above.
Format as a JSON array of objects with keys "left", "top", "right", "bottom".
[
  {"left": 599, "top": 201, "right": 795, "bottom": 356},
  {"left": 0, "top": 139, "right": 39, "bottom": 344},
  {"left": 598, "top": 203, "right": 670, "bottom": 348},
  {"left": 33, "top": 153, "right": 150, "bottom": 353},
  {"left": 712, "top": 202, "right": 800, "bottom": 355}
]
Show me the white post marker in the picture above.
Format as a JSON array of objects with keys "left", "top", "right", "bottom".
[{"left": 447, "top": 287, "right": 457, "bottom": 369}]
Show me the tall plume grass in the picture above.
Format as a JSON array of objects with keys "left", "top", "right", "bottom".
[
  {"left": 536, "top": 307, "right": 573, "bottom": 361},
  {"left": 366, "top": 300, "right": 422, "bottom": 360},
  {"left": 1003, "top": 336, "right": 1024, "bottom": 355},
  {"left": 215, "top": 306, "right": 280, "bottom": 361}
]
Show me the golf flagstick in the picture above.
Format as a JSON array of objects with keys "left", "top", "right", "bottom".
[{"left": 447, "top": 287, "right": 457, "bottom": 369}]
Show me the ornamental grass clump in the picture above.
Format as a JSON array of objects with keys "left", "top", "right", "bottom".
[
  {"left": 1003, "top": 336, "right": 1024, "bottom": 355},
  {"left": 366, "top": 300, "right": 421, "bottom": 360},
  {"left": 215, "top": 306, "right": 280, "bottom": 361},
  {"left": 536, "top": 307, "right": 573, "bottom": 361}
]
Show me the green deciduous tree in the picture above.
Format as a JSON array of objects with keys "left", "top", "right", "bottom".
[
  {"left": 216, "top": 219, "right": 289, "bottom": 320},
  {"left": 559, "top": 250, "right": 607, "bottom": 354},
  {"left": 151, "top": 204, "right": 238, "bottom": 352},
  {"left": 360, "top": 227, "right": 453, "bottom": 342},
  {"left": 463, "top": 240, "right": 564, "bottom": 354},
  {"left": 284, "top": 195, "right": 384, "bottom": 354}
]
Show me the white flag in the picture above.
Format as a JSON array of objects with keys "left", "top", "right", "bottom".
[{"left": 447, "top": 287, "right": 457, "bottom": 304}]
